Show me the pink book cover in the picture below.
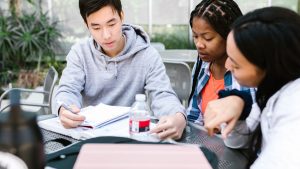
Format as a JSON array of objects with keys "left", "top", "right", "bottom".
[{"left": 73, "top": 143, "right": 212, "bottom": 169}]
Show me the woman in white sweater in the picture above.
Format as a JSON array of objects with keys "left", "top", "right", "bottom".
[{"left": 204, "top": 7, "right": 300, "bottom": 168}]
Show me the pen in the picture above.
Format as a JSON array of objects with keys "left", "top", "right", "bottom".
[{"left": 57, "top": 100, "right": 75, "bottom": 113}]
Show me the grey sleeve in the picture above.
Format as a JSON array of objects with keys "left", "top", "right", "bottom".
[
  {"left": 144, "top": 48, "right": 185, "bottom": 117},
  {"left": 224, "top": 103, "right": 261, "bottom": 148},
  {"left": 53, "top": 49, "right": 85, "bottom": 115}
]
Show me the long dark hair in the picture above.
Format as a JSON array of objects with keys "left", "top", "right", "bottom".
[
  {"left": 231, "top": 7, "right": 300, "bottom": 166},
  {"left": 232, "top": 7, "right": 300, "bottom": 109}
]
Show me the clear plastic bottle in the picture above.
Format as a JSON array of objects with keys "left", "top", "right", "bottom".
[{"left": 129, "top": 94, "right": 150, "bottom": 140}]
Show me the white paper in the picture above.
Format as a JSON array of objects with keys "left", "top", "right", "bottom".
[
  {"left": 38, "top": 117, "right": 159, "bottom": 142},
  {"left": 79, "top": 103, "right": 130, "bottom": 129},
  {"left": 38, "top": 103, "right": 159, "bottom": 142}
]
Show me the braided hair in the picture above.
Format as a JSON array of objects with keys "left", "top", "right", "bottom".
[
  {"left": 188, "top": 0, "right": 242, "bottom": 103},
  {"left": 189, "top": 0, "right": 242, "bottom": 39}
]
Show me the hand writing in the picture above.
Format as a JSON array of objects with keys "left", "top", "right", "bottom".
[{"left": 59, "top": 105, "right": 85, "bottom": 128}]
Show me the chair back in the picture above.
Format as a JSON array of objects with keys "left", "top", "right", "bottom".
[
  {"left": 0, "top": 67, "right": 58, "bottom": 114},
  {"left": 41, "top": 66, "right": 58, "bottom": 114},
  {"left": 151, "top": 42, "right": 165, "bottom": 51},
  {"left": 163, "top": 61, "right": 191, "bottom": 107}
]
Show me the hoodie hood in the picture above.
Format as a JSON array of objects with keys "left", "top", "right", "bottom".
[
  {"left": 88, "top": 24, "right": 151, "bottom": 78},
  {"left": 119, "top": 24, "right": 151, "bottom": 60}
]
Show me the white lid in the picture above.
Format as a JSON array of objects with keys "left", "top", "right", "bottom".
[{"left": 135, "top": 94, "right": 146, "bottom": 101}]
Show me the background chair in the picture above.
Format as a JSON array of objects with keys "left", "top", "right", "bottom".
[
  {"left": 163, "top": 61, "right": 191, "bottom": 107},
  {"left": 151, "top": 42, "right": 165, "bottom": 52},
  {"left": 0, "top": 66, "right": 58, "bottom": 114},
  {"left": 159, "top": 49, "right": 198, "bottom": 68}
]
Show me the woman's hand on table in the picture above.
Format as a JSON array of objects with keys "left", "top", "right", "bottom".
[
  {"left": 204, "top": 96, "right": 244, "bottom": 139},
  {"left": 150, "top": 112, "right": 186, "bottom": 140}
]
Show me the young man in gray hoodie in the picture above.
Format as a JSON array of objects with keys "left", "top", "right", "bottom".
[{"left": 54, "top": 0, "right": 186, "bottom": 140}]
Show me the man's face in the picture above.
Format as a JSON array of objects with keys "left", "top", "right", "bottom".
[{"left": 86, "top": 6, "right": 124, "bottom": 57}]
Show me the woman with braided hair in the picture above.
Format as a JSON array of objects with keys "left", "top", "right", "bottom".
[{"left": 186, "top": 0, "right": 256, "bottom": 132}]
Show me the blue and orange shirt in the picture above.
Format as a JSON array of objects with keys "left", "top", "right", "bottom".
[{"left": 186, "top": 59, "right": 256, "bottom": 125}]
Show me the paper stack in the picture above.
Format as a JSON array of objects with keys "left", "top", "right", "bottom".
[{"left": 79, "top": 103, "right": 130, "bottom": 129}]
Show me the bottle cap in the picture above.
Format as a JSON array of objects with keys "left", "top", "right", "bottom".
[{"left": 135, "top": 94, "right": 146, "bottom": 101}]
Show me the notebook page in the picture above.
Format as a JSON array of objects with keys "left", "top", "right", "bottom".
[{"left": 79, "top": 103, "right": 130, "bottom": 128}]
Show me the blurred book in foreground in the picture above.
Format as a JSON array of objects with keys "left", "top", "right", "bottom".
[{"left": 74, "top": 144, "right": 212, "bottom": 169}]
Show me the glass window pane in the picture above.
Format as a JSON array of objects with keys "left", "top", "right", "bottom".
[
  {"left": 51, "top": 0, "right": 88, "bottom": 54},
  {"left": 235, "top": 0, "right": 269, "bottom": 13},
  {"left": 0, "top": 0, "right": 9, "bottom": 15},
  {"left": 122, "top": 0, "right": 149, "bottom": 25},
  {"left": 192, "top": 0, "right": 269, "bottom": 14},
  {"left": 272, "top": 0, "right": 298, "bottom": 12},
  {"left": 150, "top": 0, "right": 190, "bottom": 49},
  {"left": 152, "top": 0, "right": 189, "bottom": 24}
]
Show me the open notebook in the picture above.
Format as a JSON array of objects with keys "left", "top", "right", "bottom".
[
  {"left": 78, "top": 103, "right": 130, "bottom": 129},
  {"left": 73, "top": 144, "right": 212, "bottom": 169},
  {"left": 38, "top": 103, "right": 159, "bottom": 141}
]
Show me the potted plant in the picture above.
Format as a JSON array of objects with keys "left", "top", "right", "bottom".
[{"left": 0, "top": 0, "right": 61, "bottom": 89}]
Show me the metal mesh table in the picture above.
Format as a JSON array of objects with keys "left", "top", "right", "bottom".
[
  {"left": 42, "top": 129, "right": 79, "bottom": 154},
  {"left": 41, "top": 122, "right": 248, "bottom": 169},
  {"left": 180, "top": 124, "right": 248, "bottom": 169}
]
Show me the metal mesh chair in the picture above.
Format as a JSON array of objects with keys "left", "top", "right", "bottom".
[
  {"left": 0, "top": 66, "right": 58, "bottom": 114},
  {"left": 151, "top": 42, "right": 165, "bottom": 51},
  {"left": 163, "top": 61, "right": 192, "bottom": 107}
]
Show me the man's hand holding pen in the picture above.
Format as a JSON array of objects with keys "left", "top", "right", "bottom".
[{"left": 58, "top": 102, "right": 85, "bottom": 128}]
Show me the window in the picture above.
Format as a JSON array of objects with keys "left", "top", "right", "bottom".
[{"left": 2, "top": 0, "right": 298, "bottom": 53}]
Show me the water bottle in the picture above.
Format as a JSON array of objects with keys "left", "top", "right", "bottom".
[
  {"left": 0, "top": 90, "right": 45, "bottom": 169},
  {"left": 129, "top": 94, "right": 150, "bottom": 140}
]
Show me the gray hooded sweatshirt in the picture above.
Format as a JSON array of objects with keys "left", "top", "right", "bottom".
[{"left": 54, "top": 24, "right": 185, "bottom": 117}]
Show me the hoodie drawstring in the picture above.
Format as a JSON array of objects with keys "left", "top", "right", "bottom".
[
  {"left": 103, "top": 56, "right": 117, "bottom": 79},
  {"left": 114, "top": 61, "right": 118, "bottom": 79}
]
